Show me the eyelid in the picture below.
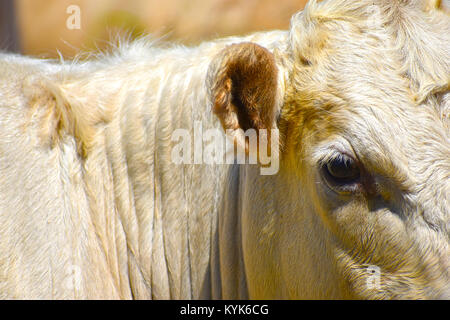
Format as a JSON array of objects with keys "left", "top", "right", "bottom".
[{"left": 319, "top": 149, "right": 356, "bottom": 167}]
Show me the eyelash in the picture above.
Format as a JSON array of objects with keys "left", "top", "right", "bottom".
[{"left": 320, "top": 153, "right": 363, "bottom": 194}]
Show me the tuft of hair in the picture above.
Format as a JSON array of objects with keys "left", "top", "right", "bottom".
[
  {"left": 21, "top": 34, "right": 168, "bottom": 157},
  {"left": 23, "top": 74, "right": 114, "bottom": 157}
]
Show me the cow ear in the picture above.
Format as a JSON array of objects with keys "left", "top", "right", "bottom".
[{"left": 208, "top": 42, "right": 280, "bottom": 154}]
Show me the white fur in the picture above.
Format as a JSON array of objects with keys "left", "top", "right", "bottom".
[{"left": 0, "top": 0, "right": 448, "bottom": 299}]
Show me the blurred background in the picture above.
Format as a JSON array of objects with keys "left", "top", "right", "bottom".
[{"left": 0, "top": 0, "right": 308, "bottom": 58}]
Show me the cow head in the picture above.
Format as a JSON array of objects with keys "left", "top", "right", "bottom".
[{"left": 208, "top": 0, "right": 449, "bottom": 299}]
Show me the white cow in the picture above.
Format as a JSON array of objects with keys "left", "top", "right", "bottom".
[{"left": 0, "top": 0, "right": 448, "bottom": 299}]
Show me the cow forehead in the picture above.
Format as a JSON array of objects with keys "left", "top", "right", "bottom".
[
  {"left": 286, "top": 1, "right": 449, "bottom": 165},
  {"left": 288, "top": 0, "right": 449, "bottom": 103},
  {"left": 341, "top": 104, "right": 448, "bottom": 173}
]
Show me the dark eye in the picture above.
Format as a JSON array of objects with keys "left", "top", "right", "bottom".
[{"left": 322, "top": 154, "right": 361, "bottom": 190}]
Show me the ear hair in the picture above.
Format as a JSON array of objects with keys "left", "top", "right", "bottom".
[{"left": 208, "top": 42, "right": 279, "bottom": 133}]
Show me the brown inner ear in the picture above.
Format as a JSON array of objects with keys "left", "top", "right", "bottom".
[{"left": 211, "top": 42, "right": 279, "bottom": 132}]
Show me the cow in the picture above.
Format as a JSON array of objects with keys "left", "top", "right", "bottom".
[{"left": 0, "top": 0, "right": 448, "bottom": 299}]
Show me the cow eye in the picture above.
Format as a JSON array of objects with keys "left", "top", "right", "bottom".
[{"left": 322, "top": 154, "right": 361, "bottom": 191}]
